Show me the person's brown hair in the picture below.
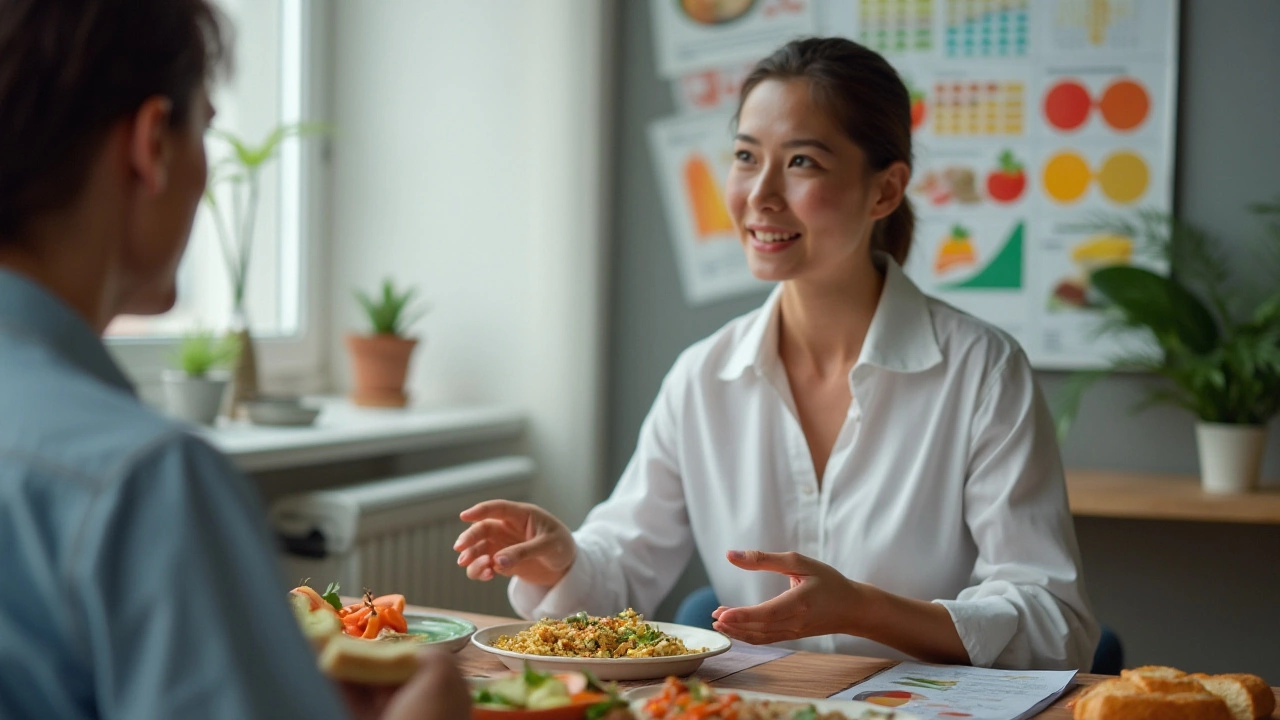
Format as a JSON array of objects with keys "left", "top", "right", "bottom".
[
  {"left": 0, "top": 0, "right": 231, "bottom": 241},
  {"left": 735, "top": 37, "right": 915, "bottom": 265}
]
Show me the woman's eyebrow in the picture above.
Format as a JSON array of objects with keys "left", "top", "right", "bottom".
[{"left": 733, "top": 133, "right": 834, "bottom": 155}]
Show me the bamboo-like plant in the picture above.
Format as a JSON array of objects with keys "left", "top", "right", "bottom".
[
  {"left": 203, "top": 122, "right": 326, "bottom": 315},
  {"left": 1055, "top": 199, "right": 1280, "bottom": 438},
  {"left": 173, "top": 329, "right": 241, "bottom": 377},
  {"left": 354, "top": 278, "right": 428, "bottom": 336}
]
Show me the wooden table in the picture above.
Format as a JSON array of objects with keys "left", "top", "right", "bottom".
[
  {"left": 412, "top": 606, "right": 1273, "bottom": 720},
  {"left": 1066, "top": 469, "right": 1280, "bottom": 524}
]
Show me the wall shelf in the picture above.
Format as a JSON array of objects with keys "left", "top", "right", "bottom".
[
  {"left": 1066, "top": 469, "right": 1280, "bottom": 525},
  {"left": 200, "top": 400, "right": 526, "bottom": 473}
]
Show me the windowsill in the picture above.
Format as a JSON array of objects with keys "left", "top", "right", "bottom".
[{"left": 198, "top": 398, "right": 527, "bottom": 473}]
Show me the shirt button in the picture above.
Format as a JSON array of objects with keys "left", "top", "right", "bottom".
[{"left": 801, "top": 485, "right": 816, "bottom": 496}]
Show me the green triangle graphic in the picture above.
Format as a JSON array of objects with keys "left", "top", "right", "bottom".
[{"left": 941, "top": 222, "right": 1024, "bottom": 290}]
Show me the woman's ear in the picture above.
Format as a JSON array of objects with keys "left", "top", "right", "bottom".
[
  {"left": 128, "top": 97, "right": 175, "bottom": 194},
  {"left": 869, "top": 161, "right": 911, "bottom": 221}
]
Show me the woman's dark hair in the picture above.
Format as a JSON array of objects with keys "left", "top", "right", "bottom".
[
  {"left": 735, "top": 37, "right": 915, "bottom": 265},
  {"left": 0, "top": 0, "right": 231, "bottom": 241}
]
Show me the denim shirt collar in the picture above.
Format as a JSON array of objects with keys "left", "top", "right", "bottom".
[{"left": 0, "top": 268, "right": 135, "bottom": 395}]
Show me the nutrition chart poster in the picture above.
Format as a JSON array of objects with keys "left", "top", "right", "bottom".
[
  {"left": 829, "top": 0, "right": 1180, "bottom": 368},
  {"left": 647, "top": 1, "right": 1179, "bottom": 367}
]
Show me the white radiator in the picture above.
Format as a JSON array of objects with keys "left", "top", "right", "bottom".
[{"left": 269, "top": 456, "right": 533, "bottom": 616}]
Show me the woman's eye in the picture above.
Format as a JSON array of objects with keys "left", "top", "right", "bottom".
[
  {"left": 734, "top": 150, "right": 754, "bottom": 163},
  {"left": 789, "top": 155, "right": 816, "bottom": 168}
]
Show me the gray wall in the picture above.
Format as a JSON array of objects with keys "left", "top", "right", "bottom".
[{"left": 604, "top": 0, "right": 1280, "bottom": 681}]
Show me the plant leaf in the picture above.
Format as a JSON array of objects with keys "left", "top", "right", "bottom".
[{"left": 1090, "top": 266, "right": 1219, "bottom": 354}]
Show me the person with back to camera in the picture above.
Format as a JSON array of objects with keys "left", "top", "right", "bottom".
[
  {"left": 455, "top": 36, "right": 1099, "bottom": 671},
  {"left": 0, "top": 1, "right": 470, "bottom": 718}
]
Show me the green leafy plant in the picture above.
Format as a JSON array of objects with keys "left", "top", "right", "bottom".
[
  {"left": 173, "top": 329, "right": 241, "bottom": 377},
  {"left": 204, "top": 122, "right": 327, "bottom": 313},
  {"left": 354, "top": 278, "right": 427, "bottom": 336},
  {"left": 1055, "top": 199, "right": 1280, "bottom": 437}
]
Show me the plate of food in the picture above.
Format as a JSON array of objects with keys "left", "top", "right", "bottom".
[
  {"left": 468, "top": 668, "right": 631, "bottom": 720},
  {"left": 471, "top": 609, "right": 731, "bottom": 681},
  {"left": 289, "top": 583, "right": 475, "bottom": 652},
  {"left": 626, "top": 677, "right": 922, "bottom": 720}
]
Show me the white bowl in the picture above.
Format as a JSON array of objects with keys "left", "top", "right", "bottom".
[{"left": 471, "top": 621, "right": 731, "bottom": 681}]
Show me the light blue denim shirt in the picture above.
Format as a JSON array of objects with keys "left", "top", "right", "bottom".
[{"left": 0, "top": 269, "right": 349, "bottom": 719}]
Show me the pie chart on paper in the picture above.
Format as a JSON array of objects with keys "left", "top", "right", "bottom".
[{"left": 853, "top": 690, "right": 921, "bottom": 707}]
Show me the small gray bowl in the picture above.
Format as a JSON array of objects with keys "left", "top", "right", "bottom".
[{"left": 244, "top": 396, "right": 321, "bottom": 427}]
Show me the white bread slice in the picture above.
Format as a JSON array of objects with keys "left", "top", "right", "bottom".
[
  {"left": 318, "top": 634, "right": 419, "bottom": 685},
  {"left": 1192, "top": 674, "right": 1277, "bottom": 720}
]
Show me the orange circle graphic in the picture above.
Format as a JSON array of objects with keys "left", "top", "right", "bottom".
[
  {"left": 1099, "top": 79, "right": 1150, "bottom": 131},
  {"left": 1098, "top": 151, "right": 1149, "bottom": 203},
  {"left": 1043, "top": 151, "right": 1092, "bottom": 203}
]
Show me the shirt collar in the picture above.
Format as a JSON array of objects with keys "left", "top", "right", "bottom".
[
  {"left": 0, "top": 268, "right": 135, "bottom": 395},
  {"left": 718, "top": 253, "right": 942, "bottom": 381}
]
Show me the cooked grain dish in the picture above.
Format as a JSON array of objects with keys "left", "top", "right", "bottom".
[{"left": 491, "top": 609, "right": 705, "bottom": 659}]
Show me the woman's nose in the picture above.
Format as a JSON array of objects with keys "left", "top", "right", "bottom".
[{"left": 748, "top": 166, "right": 785, "bottom": 212}]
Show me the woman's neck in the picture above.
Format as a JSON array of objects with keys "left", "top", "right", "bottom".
[{"left": 777, "top": 256, "right": 885, "bottom": 379}]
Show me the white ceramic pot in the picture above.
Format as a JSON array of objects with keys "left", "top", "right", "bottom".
[
  {"left": 1195, "top": 422, "right": 1267, "bottom": 494},
  {"left": 162, "top": 370, "right": 231, "bottom": 426}
]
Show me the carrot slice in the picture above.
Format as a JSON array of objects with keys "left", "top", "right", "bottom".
[
  {"left": 372, "top": 594, "right": 406, "bottom": 613},
  {"left": 361, "top": 612, "right": 383, "bottom": 639},
  {"left": 378, "top": 606, "right": 408, "bottom": 635}
]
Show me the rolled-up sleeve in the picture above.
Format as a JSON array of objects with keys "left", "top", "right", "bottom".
[
  {"left": 934, "top": 352, "right": 1099, "bottom": 671},
  {"left": 510, "top": 363, "right": 695, "bottom": 620},
  {"left": 70, "top": 434, "right": 350, "bottom": 720}
]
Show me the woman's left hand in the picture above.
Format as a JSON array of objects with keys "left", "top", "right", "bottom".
[{"left": 711, "top": 550, "right": 871, "bottom": 644}]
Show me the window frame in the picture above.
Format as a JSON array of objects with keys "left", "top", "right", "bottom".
[{"left": 108, "top": 0, "right": 330, "bottom": 396}]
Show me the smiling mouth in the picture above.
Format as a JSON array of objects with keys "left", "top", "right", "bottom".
[{"left": 751, "top": 230, "right": 801, "bottom": 244}]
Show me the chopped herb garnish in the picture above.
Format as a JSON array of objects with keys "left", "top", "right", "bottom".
[
  {"left": 522, "top": 663, "right": 552, "bottom": 688},
  {"left": 793, "top": 706, "right": 818, "bottom": 720}
]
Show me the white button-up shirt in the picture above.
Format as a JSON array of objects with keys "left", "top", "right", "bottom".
[{"left": 511, "top": 257, "right": 1099, "bottom": 671}]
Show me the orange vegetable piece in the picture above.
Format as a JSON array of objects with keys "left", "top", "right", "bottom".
[
  {"left": 372, "top": 594, "right": 405, "bottom": 613},
  {"left": 378, "top": 606, "right": 408, "bottom": 635},
  {"left": 361, "top": 612, "right": 383, "bottom": 639}
]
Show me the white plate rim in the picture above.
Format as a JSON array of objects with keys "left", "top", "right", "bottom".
[{"left": 471, "top": 620, "right": 731, "bottom": 666}]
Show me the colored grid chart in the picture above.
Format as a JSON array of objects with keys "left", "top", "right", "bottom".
[
  {"left": 945, "top": 0, "right": 1029, "bottom": 57},
  {"left": 858, "top": 0, "right": 934, "bottom": 53},
  {"left": 933, "top": 80, "right": 1025, "bottom": 136}
]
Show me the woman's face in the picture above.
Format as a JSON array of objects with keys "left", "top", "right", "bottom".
[{"left": 725, "top": 78, "right": 894, "bottom": 285}]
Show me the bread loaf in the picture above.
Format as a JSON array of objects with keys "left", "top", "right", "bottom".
[
  {"left": 1191, "top": 673, "right": 1276, "bottom": 720},
  {"left": 1072, "top": 668, "right": 1274, "bottom": 720}
]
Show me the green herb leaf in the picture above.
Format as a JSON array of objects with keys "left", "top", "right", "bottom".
[
  {"left": 522, "top": 663, "right": 551, "bottom": 688},
  {"left": 321, "top": 582, "right": 342, "bottom": 611},
  {"left": 793, "top": 706, "right": 818, "bottom": 720}
]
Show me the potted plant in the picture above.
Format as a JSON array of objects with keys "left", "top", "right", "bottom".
[
  {"left": 1057, "top": 199, "right": 1280, "bottom": 493},
  {"left": 346, "top": 278, "right": 428, "bottom": 408},
  {"left": 204, "top": 121, "right": 325, "bottom": 417},
  {"left": 162, "top": 329, "right": 241, "bottom": 425}
]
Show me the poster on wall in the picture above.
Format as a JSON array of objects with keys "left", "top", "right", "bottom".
[
  {"left": 650, "top": 0, "right": 818, "bottom": 78},
  {"left": 646, "top": 0, "right": 1179, "bottom": 368},
  {"left": 649, "top": 112, "right": 771, "bottom": 305}
]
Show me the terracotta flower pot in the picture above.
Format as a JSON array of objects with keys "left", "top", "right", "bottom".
[{"left": 345, "top": 333, "right": 419, "bottom": 407}]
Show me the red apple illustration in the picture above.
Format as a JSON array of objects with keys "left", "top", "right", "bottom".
[
  {"left": 986, "top": 149, "right": 1026, "bottom": 203},
  {"left": 907, "top": 82, "right": 927, "bottom": 132}
]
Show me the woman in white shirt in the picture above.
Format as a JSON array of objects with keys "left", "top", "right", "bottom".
[{"left": 454, "top": 37, "right": 1098, "bottom": 671}]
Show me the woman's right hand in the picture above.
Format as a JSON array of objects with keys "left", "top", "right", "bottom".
[{"left": 453, "top": 500, "right": 576, "bottom": 587}]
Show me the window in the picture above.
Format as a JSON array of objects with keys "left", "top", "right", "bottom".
[{"left": 107, "top": 0, "right": 327, "bottom": 388}]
